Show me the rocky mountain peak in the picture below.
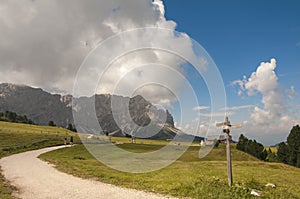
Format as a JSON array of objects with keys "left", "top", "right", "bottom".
[{"left": 0, "top": 83, "right": 176, "bottom": 140}]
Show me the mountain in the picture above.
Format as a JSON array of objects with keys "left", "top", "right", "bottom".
[
  {"left": 0, "top": 83, "right": 72, "bottom": 126},
  {"left": 0, "top": 83, "right": 176, "bottom": 140}
]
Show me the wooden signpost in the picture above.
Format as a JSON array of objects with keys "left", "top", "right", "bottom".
[{"left": 216, "top": 116, "right": 241, "bottom": 186}]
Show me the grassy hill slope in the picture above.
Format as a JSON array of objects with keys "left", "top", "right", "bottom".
[
  {"left": 40, "top": 141, "right": 300, "bottom": 198},
  {"left": 0, "top": 121, "right": 79, "bottom": 198},
  {"left": 1, "top": 121, "right": 300, "bottom": 198}
]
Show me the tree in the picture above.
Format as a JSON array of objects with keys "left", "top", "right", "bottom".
[
  {"left": 236, "top": 134, "right": 247, "bottom": 151},
  {"left": 277, "top": 142, "right": 289, "bottom": 164},
  {"left": 48, "top": 120, "right": 56, "bottom": 126},
  {"left": 246, "top": 139, "right": 257, "bottom": 157},
  {"left": 67, "top": 123, "right": 77, "bottom": 132},
  {"left": 297, "top": 146, "right": 300, "bottom": 168},
  {"left": 266, "top": 148, "right": 278, "bottom": 162},
  {"left": 67, "top": 123, "right": 73, "bottom": 131},
  {"left": 260, "top": 148, "right": 268, "bottom": 160},
  {"left": 7, "top": 111, "right": 17, "bottom": 122},
  {"left": 28, "top": 119, "right": 34, "bottom": 124},
  {"left": 236, "top": 134, "right": 268, "bottom": 160},
  {"left": 0, "top": 111, "right": 35, "bottom": 124},
  {"left": 214, "top": 139, "right": 219, "bottom": 148},
  {"left": 287, "top": 125, "right": 300, "bottom": 166}
]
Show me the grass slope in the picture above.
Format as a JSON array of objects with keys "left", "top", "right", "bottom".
[
  {"left": 40, "top": 143, "right": 300, "bottom": 199},
  {"left": 0, "top": 121, "right": 79, "bottom": 198}
]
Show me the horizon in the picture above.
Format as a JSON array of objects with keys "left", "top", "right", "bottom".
[
  {"left": 0, "top": 1, "right": 300, "bottom": 145},
  {"left": 0, "top": 82, "right": 296, "bottom": 146}
]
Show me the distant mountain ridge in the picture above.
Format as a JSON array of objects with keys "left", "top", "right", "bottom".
[
  {"left": 0, "top": 83, "right": 72, "bottom": 126},
  {"left": 0, "top": 83, "right": 176, "bottom": 140}
]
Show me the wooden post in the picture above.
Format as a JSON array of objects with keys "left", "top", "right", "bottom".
[{"left": 226, "top": 131, "right": 233, "bottom": 186}]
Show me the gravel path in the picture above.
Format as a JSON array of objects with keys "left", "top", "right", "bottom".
[{"left": 0, "top": 146, "right": 174, "bottom": 199}]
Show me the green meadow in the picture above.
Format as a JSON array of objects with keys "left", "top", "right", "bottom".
[
  {"left": 0, "top": 121, "right": 79, "bottom": 198},
  {"left": 40, "top": 141, "right": 300, "bottom": 199},
  {"left": 1, "top": 121, "right": 300, "bottom": 198}
]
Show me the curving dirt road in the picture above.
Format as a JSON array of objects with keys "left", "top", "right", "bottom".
[{"left": 0, "top": 146, "right": 174, "bottom": 199}]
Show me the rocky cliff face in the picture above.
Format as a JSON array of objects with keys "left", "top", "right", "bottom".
[
  {"left": 0, "top": 83, "right": 176, "bottom": 139},
  {"left": 93, "top": 94, "right": 153, "bottom": 133},
  {"left": 0, "top": 83, "right": 72, "bottom": 126},
  {"left": 166, "top": 110, "right": 175, "bottom": 128}
]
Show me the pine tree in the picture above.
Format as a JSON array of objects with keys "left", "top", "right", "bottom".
[
  {"left": 277, "top": 142, "right": 289, "bottom": 164},
  {"left": 297, "top": 146, "right": 300, "bottom": 168},
  {"left": 236, "top": 134, "right": 267, "bottom": 160},
  {"left": 260, "top": 149, "right": 268, "bottom": 160},
  {"left": 0, "top": 111, "right": 35, "bottom": 124},
  {"left": 67, "top": 123, "right": 73, "bottom": 131},
  {"left": 266, "top": 148, "right": 278, "bottom": 162},
  {"left": 236, "top": 134, "right": 247, "bottom": 151},
  {"left": 48, "top": 120, "right": 56, "bottom": 126},
  {"left": 214, "top": 139, "right": 219, "bottom": 148},
  {"left": 67, "top": 123, "right": 77, "bottom": 132},
  {"left": 287, "top": 125, "right": 300, "bottom": 166}
]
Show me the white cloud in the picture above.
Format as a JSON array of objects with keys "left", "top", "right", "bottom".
[
  {"left": 233, "top": 58, "right": 300, "bottom": 145},
  {"left": 198, "top": 112, "right": 235, "bottom": 117},
  {"left": 243, "top": 120, "right": 249, "bottom": 125},
  {"left": 243, "top": 59, "right": 287, "bottom": 125},
  {"left": 245, "top": 58, "right": 278, "bottom": 95},
  {"left": 0, "top": 0, "right": 201, "bottom": 107},
  {"left": 192, "top": 106, "right": 210, "bottom": 111},
  {"left": 198, "top": 124, "right": 209, "bottom": 136},
  {"left": 180, "top": 121, "right": 226, "bottom": 138},
  {"left": 220, "top": 105, "right": 253, "bottom": 111},
  {"left": 287, "top": 86, "right": 297, "bottom": 100}
]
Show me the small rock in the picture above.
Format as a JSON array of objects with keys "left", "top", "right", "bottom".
[
  {"left": 251, "top": 189, "right": 263, "bottom": 197},
  {"left": 116, "top": 142, "right": 124, "bottom": 145},
  {"left": 265, "top": 183, "right": 276, "bottom": 188},
  {"left": 87, "top": 134, "right": 94, "bottom": 139}
]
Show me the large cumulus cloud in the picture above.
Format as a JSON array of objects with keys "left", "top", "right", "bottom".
[
  {"left": 233, "top": 59, "right": 300, "bottom": 144},
  {"left": 0, "top": 0, "right": 199, "bottom": 107}
]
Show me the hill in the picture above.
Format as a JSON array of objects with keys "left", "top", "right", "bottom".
[
  {"left": 40, "top": 142, "right": 300, "bottom": 198},
  {"left": 0, "top": 121, "right": 79, "bottom": 157},
  {"left": 0, "top": 121, "right": 79, "bottom": 198},
  {"left": 1, "top": 121, "right": 300, "bottom": 198}
]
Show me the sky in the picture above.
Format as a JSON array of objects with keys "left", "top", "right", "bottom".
[
  {"left": 0, "top": 0, "right": 299, "bottom": 145},
  {"left": 163, "top": 0, "right": 300, "bottom": 145}
]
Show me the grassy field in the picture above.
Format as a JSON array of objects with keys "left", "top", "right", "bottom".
[
  {"left": 40, "top": 142, "right": 300, "bottom": 199},
  {"left": 1, "top": 121, "right": 300, "bottom": 198},
  {"left": 0, "top": 121, "right": 79, "bottom": 198}
]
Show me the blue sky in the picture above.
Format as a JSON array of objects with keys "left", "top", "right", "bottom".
[
  {"left": 163, "top": 0, "right": 300, "bottom": 144},
  {"left": 164, "top": 0, "right": 300, "bottom": 93}
]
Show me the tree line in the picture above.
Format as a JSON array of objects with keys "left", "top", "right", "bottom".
[
  {"left": 48, "top": 120, "right": 77, "bottom": 132},
  {"left": 236, "top": 125, "right": 300, "bottom": 168},
  {"left": 0, "top": 111, "right": 35, "bottom": 124},
  {"left": 236, "top": 134, "right": 268, "bottom": 161},
  {"left": 277, "top": 125, "right": 300, "bottom": 168}
]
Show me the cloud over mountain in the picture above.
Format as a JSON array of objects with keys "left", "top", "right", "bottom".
[{"left": 0, "top": 0, "right": 199, "bottom": 107}]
